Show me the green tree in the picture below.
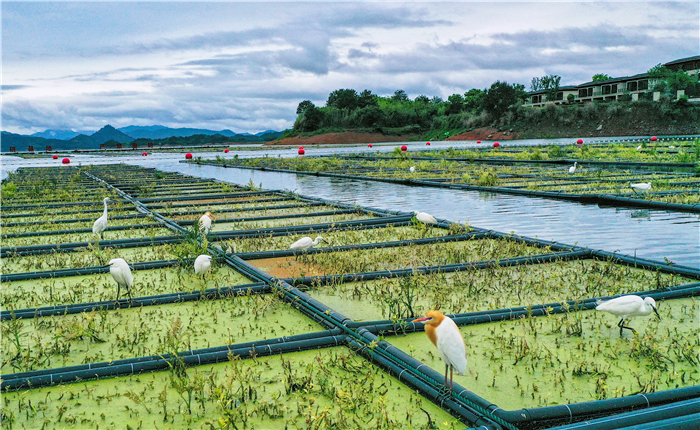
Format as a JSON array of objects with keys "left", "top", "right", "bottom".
[
  {"left": 414, "top": 95, "right": 431, "bottom": 105},
  {"left": 327, "top": 89, "right": 359, "bottom": 110},
  {"left": 358, "top": 89, "right": 378, "bottom": 108},
  {"left": 463, "top": 89, "right": 485, "bottom": 112},
  {"left": 294, "top": 104, "right": 324, "bottom": 132},
  {"left": 391, "top": 90, "right": 409, "bottom": 102},
  {"left": 483, "top": 81, "right": 518, "bottom": 118},
  {"left": 296, "top": 100, "right": 316, "bottom": 115},
  {"left": 531, "top": 75, "right": 561, "bottom": 101},
  {"left": 591, "top": 73, "right": 613, "bottom": 82},
  {"left": 445, "top": 94, "right": 464, "bottom": 115}
]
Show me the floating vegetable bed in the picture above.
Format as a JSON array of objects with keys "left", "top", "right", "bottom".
[{"left": 2, "top": 164, "right": 699, "bottom": 430}]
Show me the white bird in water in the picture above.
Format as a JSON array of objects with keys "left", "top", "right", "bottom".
[
  {"left": 568, "top": 162, "right": 577, "bottom": 174},
  {"left": 413, "top": 310, "right": 467, "bottom": 390},
  {"left": 194, "top": 254, "right": 212, "bottom": 280},
  {"left": 413, "top": 211, "right": 437, "bottom": 225},
  {"left": 596, "top": 295, "right": 660, "bottom": 335},
  {"left": 630, "top": 182, "right": 652, "bottom": 193},
  {"left": 198, "top": 211, "right": 215, "bottom": 234},
  {"left": 290, "top": 236, "right": 328, "bottom": 251},
  {"left": 109, "top": 258, "right": 133, "bottom": 301},
  {"left": 92, "top": 197, "right": 111, "bottom": 240},
  {"left": 409, "top": 166, "right": 416, "bottom": 173}
]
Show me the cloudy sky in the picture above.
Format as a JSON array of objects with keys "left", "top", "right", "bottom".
[{"left": 2, "top": 1, "right": 698, "bottom": 135}]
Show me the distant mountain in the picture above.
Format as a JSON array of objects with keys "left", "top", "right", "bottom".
[
  {"left": 31, "top": 129, "right": 83, "bottom": 140},
  {"left": 91, "top": 125, "right": 134, "bottom": 145},
  {"left": 117, "top": 126, "right": 239, "bottom": 139},
  {"left": 1, "top": 131, "right": 75, "bottom": 152}
]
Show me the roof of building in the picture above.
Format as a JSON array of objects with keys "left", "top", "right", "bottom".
[
  {"left": 663, "top": 55, "right": 700, "bottom": 67},
  {"left": 577, "top": 73, "right": 648, "bottom": 88}
]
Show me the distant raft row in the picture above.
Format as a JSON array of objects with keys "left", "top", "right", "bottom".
[{"left": 1, "top": 164, "right": 699, "bottom": 430}]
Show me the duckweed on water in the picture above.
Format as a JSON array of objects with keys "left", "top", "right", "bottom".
[
  {"left": 1, "top": 265, "right": 252, "bottom": 310},
  {"left": 392, "top": 297, "right": 699, "bottom": 409},
  {"left": 1, "top": 348, "right": 462, "bottom": 430},
  {"left": 258, "top": 237, "right": 544, "bottom": 278},
  {"left": 308, "top": 259, "right": 692, "bottom": 320},
  {"left": 1, "top": 293, "right": 320, "bottom": 372}
]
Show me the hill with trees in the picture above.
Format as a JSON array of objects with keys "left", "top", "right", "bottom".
[{"left": 281, "top": 68, "right": 700, "bottom": 143}]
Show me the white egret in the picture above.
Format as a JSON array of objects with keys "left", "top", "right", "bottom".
[
  {"left": 92, "top": 197, "right": 111, "bottom": 240},
  {"left": 568, "top": 162, "right": 577, "bottom": 174},
  {"left": 413, "top": 310, "right": 467, "bottom": 390},
  {"left": 108, "top": 258, "right": 133, "bottom": 301},
  {"left": 413, "top": 211, "right": 437, "bottom": 225},
  {"left": 630, "top": 182, "right": 652, "bottom": 193},
  {"left": 194, "top": 255, "right": 212, "bottom": 280},
  {"left": 409, "top": 166, "right": 416, "bottom": 173},
  {"left": 636, "top": 145, "right": 642, "bottom": 151},
  {"left": 198, "top": 211, "right": 215, "bottom": 234},
  {"left": 596, "top": 295, "right": 660, "bottom": 335},
  {"left": 290, "top": 236, "right": 327, "bottom": 251}
]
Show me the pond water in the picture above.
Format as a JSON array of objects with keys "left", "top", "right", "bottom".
[{"left": 2, "top": 138, "right": 698, "bottom": 269}]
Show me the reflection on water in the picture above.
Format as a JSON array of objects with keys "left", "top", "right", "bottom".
[{"left": 1, "top": 143, "right": 698, "bottom": 270}]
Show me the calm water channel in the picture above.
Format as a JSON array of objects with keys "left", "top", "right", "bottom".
[{"left": 2, "top": 138, "right": 698, "bottom": 269}]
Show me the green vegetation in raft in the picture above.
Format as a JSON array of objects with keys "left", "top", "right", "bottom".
[
  {"left": 1, "top": 348, "right": 463, "bottom": 429},
  {"left": 1, "top": 293, "right": 321, "bottom": 373},
  {"left": 1, "top": 265, "right": 252, "bottom": 310},
  {"left": 308, "top": 259, "right": 693, "bottom": 321},
  {"left": 392, "top": 297, "right": 699, "bottom": 409}
]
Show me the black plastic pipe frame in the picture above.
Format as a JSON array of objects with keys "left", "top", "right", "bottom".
[
  {"left": 3, "top": 329, "right": 343, "bottom": 383},
  {"left": 1, "top": 335, "right": 347, "bottom": 391},
  {"left": 537, "top": 398, "right": 700, "bottom": 430}
]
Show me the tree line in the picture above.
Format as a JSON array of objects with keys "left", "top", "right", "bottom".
[{"left": 293, "top": 66, "right": 699, "bottom": 134}]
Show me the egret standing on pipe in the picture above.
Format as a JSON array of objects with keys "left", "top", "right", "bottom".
[
  {"left": 109, "top": 258, "right": 133, "bottom": 302},
  {"left": 92, "top": 197, "right": 111, "bottom": 240},
  {"left": 198, "top": 211, "right": 215, "bottom": 234},
  {"left": 194, "top": 254, "right": 212, "bottom": 280},
  {"left": 596, "top": 295, "right": 660, "bottom": 335},
  {"left": 413, "top": 310, "right": 467, "bottom": 390},
  {"left": 630, "top": 182, "right": 652, "bottom": 193},
  {"left": 290, "top": 236, "right": 328, "bottom": 259},
  {"left": 413, "top": 211, "right": 437, "bottom": 225},
  {"left": 568, "top": 162, "right": 577, "bottom": 174}
]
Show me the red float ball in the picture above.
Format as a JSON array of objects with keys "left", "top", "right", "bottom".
[
  {"left": 185, "top": 153, "right": 193, "bottom": 159},
  {"left": 401, "top": 145, "right": 408, "bottom": 152},
  {"left": 62, "top": 157, "right": 70, "bottom": 164},
  {"left": 493, "top": 142, "right": 500, "bottom": 147},
  {"left": 52, "top": 154, "right": 59, "bottom": 159},
  {"left": 477, "top": 140, "right": 481, "bottom": 144},
  {"left": 224, "top": 149, "right": 229, "bottom": 153},
  {"left": 426, "top": 142, "right": 431, "bottom": 146},
  {"left": 368, "top": 144, "right": 373, "bottom": 148},
  {"left": 577, "top": 139, "right": 583, "bottom": 144},
  {"left": 299, "top": 146, "right": 304, "bottom": 150},
  {"left": 298, "top": 148, "right": 305, "bottom": 155},
  {"left": 651, "top": 136, "right": 658, "bottom": 142},
  {"left": 142, "top": 152, "right": 148, "bottom": 156}
]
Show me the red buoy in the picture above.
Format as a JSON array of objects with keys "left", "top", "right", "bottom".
[
  {"left": 298, "top": 148, "right": 305, "bottom": 155},
  {"left": 299, "top": 146, "right": 304, "bottom": 150},
  {"left": 185, "top": 153, "right": 193, "bottom": 159},
  {"left": 477, "top": 140, "right": 481, "bottom": 144},
  {"left": 401, "top": 145, "right": 408, "bottom": 152},
  {"left": 651, "top": 136, "right": 658, "bottom": 142},
  {"left": 493, "top": 142, "right": 500, "bottom": 147},
  {"left": 52, "top": 154, "right": 59, "bottom": 159},
  {"left": 426, "top": 142, "right": 431, "bottom": 146},
  {"left": 224, "top": 149, "right": 229, "bottom": 153},
  {"left": 142, "top": 152, "right": 148, "bottom": 156},
  {"left": 62, "top": 157, "right": 70, "bottom": 164},
  {"left": 368, "top": 144, "right": 373, "bottom": 148},
  {"left": 576, "top": 139, "right": 583, "bottom": 145}
]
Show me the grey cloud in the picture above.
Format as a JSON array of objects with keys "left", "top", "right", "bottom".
[{"left": 2, "top": 85, "right": 29, "bottom": 91}]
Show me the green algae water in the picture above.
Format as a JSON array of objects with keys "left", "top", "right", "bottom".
[
  {"left": 1, "top": 348, "right": 463, "bottom": 430},
  {"left": 390, "top": 297, "right": 699, "bottom": 410}
]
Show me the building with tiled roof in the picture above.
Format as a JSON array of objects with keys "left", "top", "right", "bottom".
[{"left": 525, "top": 55, "right": 700, "bottom": 107}]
